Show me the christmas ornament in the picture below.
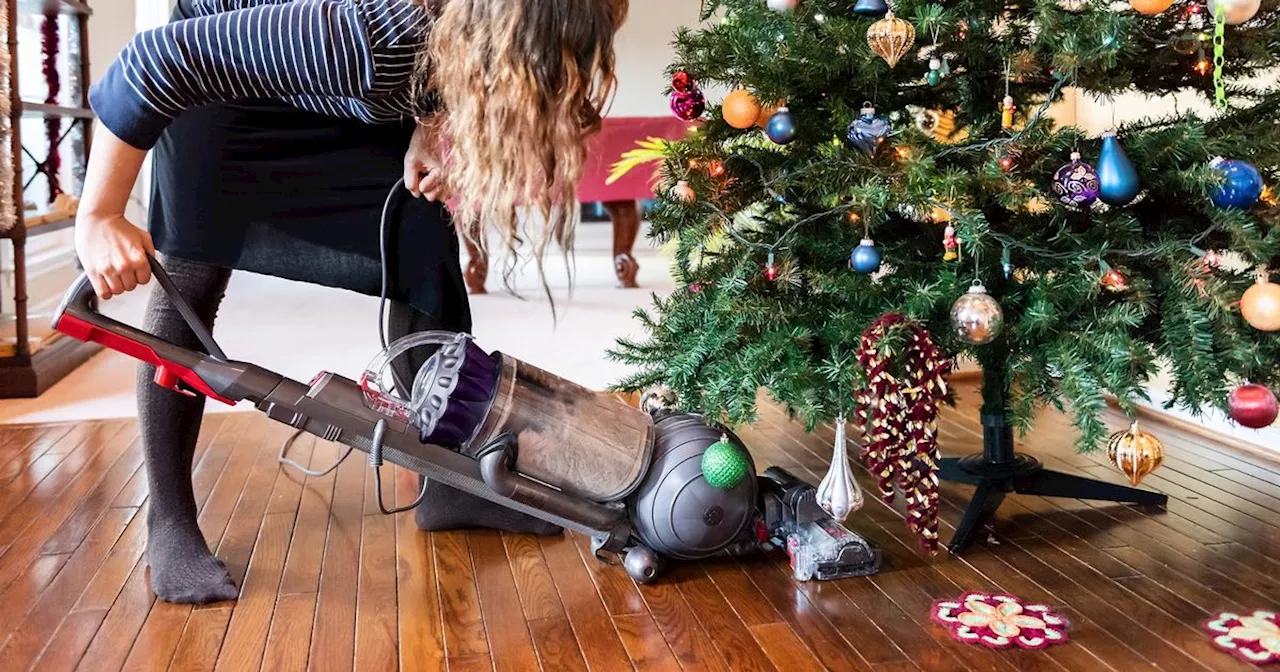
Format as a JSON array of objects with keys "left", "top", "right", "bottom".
[
  {"left": 756, "top": 100, "right": 781, "bottom": 129},
  {"left": 722, "top": 89, "right": 761, "bottom": 129},
  {"left": 767, "top": 0, "right": 798, "bottom": 11},
  {"left": 853, "top": 0, "right": 889, "bottom": 17},
  {"left": 1097, "top": 130, "right": 1140, "bottom": 206},
  {"left": 669, "top": 88, "right": 705, "bottom": 121},
  {"left": 701, "top": 435, "right": 751, "bottom": 489},
  {"left": 1051, "top": 151, "right": 1100, "bottom": 207},
  {"left": 1129, "top": 0, "right": 1174, "bottom": 14},
  {"left": 932, "top": 592, "right": 1070, "bottom": 650},
  {"left": 816, "top": 416, "right": 864, "bottom": 522},
  {"left": 1106, "top": 422, "right": 1164, "bottom": 486},
  {"left": 1001, "top": 95, "right": 1015, "bottom": 130},
  {"left": 943, "top": 224, "right": 960, "bottom": 261},
  {"left": 855, "top": 313, "right": 952, "bottom": 553},
  {"left": 671, "top": 70, "right": 693, "bottom": 92},
  {"left": 671, "top": 180, "right": 696, "bottom": 203},
  {"left": 850, "top": 238, "right": 882, "bottom": 274},
  {"left": 640, "top": 384, "right": 678, "bottom": 415},
  {"left": 1209, "top": 157, "right": 1263, "bottom": 209},
  {"left": 765, "top": 107, "right": 798, "bottom": 145},
  {"left": 1241, "top": 274, "right": 1280, "bottom": 331},
  {"left": 1229, "top": 383, "right": 1279, "bottom": 429},
  {"left": 951, "top": 281, "right": 1003, "bottom": 345},
  {"left": 1208, "top": 0, "right": 1260, "bottom": 24},
  {"left": 1205, "top": 610, "right": 1280, "bottom": 665},
  {"left": 866, "top": 12, "right": 915, "bottom": 69},
  {"left": 927, "top": 56, "right": 943, "bottom": 86},
  {"left": 846, "top": 103, "right": 891, "bottom": 157},
  {"left": 688, "top": 281, "right": 704, "bottom": 293}
]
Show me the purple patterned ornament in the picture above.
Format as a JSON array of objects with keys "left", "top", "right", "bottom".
[
  {"left": 669, "top": 88, "right": 706, "bottom": 121},
  {"left": 1052, "top": 151, "right": 1100, "bottom": 208}
]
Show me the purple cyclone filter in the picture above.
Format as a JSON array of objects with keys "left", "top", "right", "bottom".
[{"left": 413, "top": 338, "right": 501, "bottom": 448}]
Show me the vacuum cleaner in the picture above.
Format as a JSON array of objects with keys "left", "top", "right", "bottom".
[{"left": 51, "top": 257, "right": 881, "bottom": 583}]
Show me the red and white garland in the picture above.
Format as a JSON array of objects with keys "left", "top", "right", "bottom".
[{"left": 855, "top": 313, "right": 952, "bottom": 553}]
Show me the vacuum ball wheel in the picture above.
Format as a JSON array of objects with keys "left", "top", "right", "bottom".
[{"left": 623, "top": 545, "right": 662, "bottom": 584}]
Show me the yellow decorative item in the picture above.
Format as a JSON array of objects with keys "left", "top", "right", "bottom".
[
  {"left": 1107, "top": 422, "right": 1164, "bottom": 486},
  {"left": 607, "top": 137, "right": 672, "bottom": 185},
  {"left": 866, "top": 12, "right": 916, "bottom": 69},
  {"left": 1001, "top": 95, "right": 1015, "bottom": 130},
  {"left": 1129, "top": 0, "right": 1174, "bottom": 14}
]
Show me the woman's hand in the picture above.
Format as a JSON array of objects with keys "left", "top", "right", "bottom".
[
  {"left": 404, "top": 121, "right": 449, "bottom": 201},
  {"left": 75, "top": 212, "right": 155, "bottom": 300}
]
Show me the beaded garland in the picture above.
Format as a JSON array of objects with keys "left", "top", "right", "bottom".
[{"left": 854, "top": 313, "right": 952, "bottom": 553}]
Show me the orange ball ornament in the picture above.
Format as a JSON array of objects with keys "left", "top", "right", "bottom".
[
  {"left": 756, "top": 100, "right": 783, "bottom": 129},
  {"left": 1129, "top": 0, "right": 1174, "bottom": 13},
  {"left": 722, "top": 90, "right": 762, "bottom": 129},
  {"left": 1242, "top": 276, "right": 1280, "bottom": 331}
]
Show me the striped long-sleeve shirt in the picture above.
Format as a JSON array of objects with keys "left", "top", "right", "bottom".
[{"left": 89, "top": 0, "right": 430, "bottom": 150}]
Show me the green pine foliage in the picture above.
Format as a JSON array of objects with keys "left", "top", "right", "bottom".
[{"left": 610, "top": 0, "right": 1280, "bottom": 451}]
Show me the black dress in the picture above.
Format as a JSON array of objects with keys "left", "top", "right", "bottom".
[{"left": 147, "top": 1, "right": 470, "bottom": 334}]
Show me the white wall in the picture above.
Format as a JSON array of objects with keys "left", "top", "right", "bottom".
[{"left": 609, "top": 0, "right": 703, "bottom": 117}]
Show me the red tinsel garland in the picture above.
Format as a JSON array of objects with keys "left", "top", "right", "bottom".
[
  {"left": 42, "top": 14, "right": 61, "bottom": 201},
  {"left": 855, "top": 313, "right": 952, "bottom": 553}
]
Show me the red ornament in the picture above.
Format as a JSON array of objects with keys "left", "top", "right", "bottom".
[
  {"left": 999, "top": 156, "right": 1015, "bottom": 171},
  {"left": 672, "top": 70, "right": 693, "bottom": 92},
  {"left": 688, "top": 281, "right": 703, "bottom": 293},
  {"left": 1229, "top": 383, "right": 1279, "bottom": 429}
]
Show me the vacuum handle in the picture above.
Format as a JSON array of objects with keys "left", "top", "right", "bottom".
[
  {"left": 52, "top": 255, "right": 239, "bottom": 405},
  {"left": 57, "top": 255, "right": 226, "bottom": 361}
]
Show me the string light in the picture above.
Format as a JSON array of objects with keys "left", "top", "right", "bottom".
[
  {"left": 708, "top": 161, "right": 726, "bottom": 178},
  {"left": 847, "top": 210, "right": 862, "bottom": 224},
  {"left": 764, "top": 250, "right": 778, "bottom": 281}
]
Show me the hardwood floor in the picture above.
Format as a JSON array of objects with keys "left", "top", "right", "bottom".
[{"left": 0, "top": 382, "right": 1274, "bottom": 671}]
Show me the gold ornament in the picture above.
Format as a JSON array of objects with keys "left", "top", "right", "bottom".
[
  {"left": 1107, "top": 422, "right": 1164, "bottom": 486},
  {"left": 866, "top": 12, "right": 916, "bottom": 69}
]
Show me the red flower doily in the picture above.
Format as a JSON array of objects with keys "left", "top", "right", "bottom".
[
  {"left": 931, "top": 591, "right": 1069, "bottom": 650},
  {"left": 1205, "top": 610, "right": 1280, "bottom": 665}
]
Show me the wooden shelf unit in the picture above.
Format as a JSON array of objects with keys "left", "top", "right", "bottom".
[{"left": 1, "top": 0, "right": 97, "bottom": 397}]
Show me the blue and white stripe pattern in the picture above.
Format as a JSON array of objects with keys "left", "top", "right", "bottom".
[{"left": 89, "top": 0, "right": 430, "bottom": 149}]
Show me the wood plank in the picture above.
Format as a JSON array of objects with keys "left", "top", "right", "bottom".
[
  {"left": 468, "top": 530, "right": 539, "bottom": 672},
  {"left": 500, "top": 532, "right": 564, "bottom": 622},
  {"left": 278, "top": 439, "right": 341, "bottom": 596},
  {"left": 434, "top": 531, "right": 488, "bottom": 659},
  {"left": 355, "top": 512, "right": 399, "bottom": 671},
  {"left": 308, "top": 435, "right": 367, "bottom": 672},
  {"left": 526, "top": 618, "right": 586, "bottom": 672},
  {"left": 121, "top": 602, "right": 190, "bottom": 672},
  {"left": 214, "top": 512, "right": 294, "bottom": 671},
  {"left": 0, "top": 553, "right": 70, "bottom": 648},
  {"left": 632, "top": 566, "right": 726, "bottom": 672},
  {"left": 28, "top": 608, "right": 106, "bottom": 671},
  {"left": 613, "top": 613, "right": 682, "bottom": 672},
  {"left": 260, "top": 593, "right": 316, "bottom": 672},
  {"left": 0, "top": 506, "right": 137, "bottom": 669},
  {"left": 671, "top": 563, "right": 777, "bottom": 672},
  {"left": 750, "top": 622, "right": 826, "bottom": 672},
  {"left": 537, "top": 533, "right": 631, "bottom": 672},
  {"left": 73, "top": 501, "right": 150, "bottom": 612},
  {"left": 0, "top": 424, "right": 73, "bottom": 485},
  {"left": 394, "top": 468, "right": 445, "bottom": 672},
  {"left": 78, "top": 558, "right": 155, "bottom": 672},
  {"left": 448, "top": 654, "right": 494, "bottom": 672},
  {"left": 211, "top": 422, "right": 296, "bottom": 588},
  {"left": 168, "top": 607, "right": 233, "bottom": 672}
]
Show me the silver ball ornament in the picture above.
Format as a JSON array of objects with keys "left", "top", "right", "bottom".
[
  {"left": 950, "top": 281, "right": 1004, "bottom": 345},
  {"left": 1208, "top": 0, "right": 1260, "bottom": 24},
  {"left": 767, "top": 0, "right": 798, "bottom": 11},
  {"left": 641, "top": 384, "right": 678, "bottom": 415}
]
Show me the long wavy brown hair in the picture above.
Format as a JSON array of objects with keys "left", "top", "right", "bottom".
[{"left": 413, "top": 0, "right": 628, "bottom": 304}]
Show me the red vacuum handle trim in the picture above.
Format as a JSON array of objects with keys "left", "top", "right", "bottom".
[{"left": 51, "top": 262, "right": 237, "bottom": 406}]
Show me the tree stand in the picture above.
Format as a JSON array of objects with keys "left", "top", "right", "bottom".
[{"left": 937, "top": 342, "right": 1168, "bottom": 553}]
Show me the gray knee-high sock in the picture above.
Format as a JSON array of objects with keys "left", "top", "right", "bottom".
[
  {"left": 136, "top": 255, "right": 239, "bottom": 604},
  {"left": 387, "top": 302, "right": 561, "bottom": 536}
]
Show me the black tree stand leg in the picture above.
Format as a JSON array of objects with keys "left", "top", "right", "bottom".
[
  {"left": 940, "top": 315, "right": 1167, "bottom": 553},
  {"left": 939, "top": 412, "right": 1168, "bottom": 553}
]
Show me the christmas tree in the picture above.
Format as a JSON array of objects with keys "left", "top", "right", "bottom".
[
  {"left": 613, "top": 0, "right": 1280, "bottom": 447},
  {"left": 610, "top": 0, "right": 1280, "bottom": 547}
]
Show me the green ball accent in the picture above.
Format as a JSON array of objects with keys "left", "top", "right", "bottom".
[{"left": 701, "top": 436, "right": 750, "bottom": 489}]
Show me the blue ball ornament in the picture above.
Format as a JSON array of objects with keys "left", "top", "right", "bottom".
[
  {"left": 765, "top": 108, "right": 798, "bottom": 145},
  {"left": 850, "top": 238, "right": 881, "bottom": 274},
  {"left": 1097, "top": 130, "right": 1140, "bottom": 207},
  {"left": 1210, "top": 157, "right": 1264, "bottom": 209}
]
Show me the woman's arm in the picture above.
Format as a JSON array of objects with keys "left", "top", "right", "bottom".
[
  {"left": 73, "top": 124, "right": 154, "bottom": 300},
  {"left": 90, "top": 1, "right": 377, "bottom": 150}
]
